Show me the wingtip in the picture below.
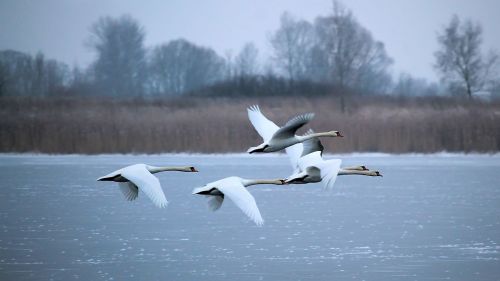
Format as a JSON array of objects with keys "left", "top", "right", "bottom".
[
  {"left": 247, "top": 104, "right": 260, "bottom": 112},
  {"left": 192, "top": 186, "right": 203, "bottom": 195}
]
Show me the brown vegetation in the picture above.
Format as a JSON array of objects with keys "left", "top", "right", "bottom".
[{"left": 1, "top": 96, "right": 499, "bottom": 154}]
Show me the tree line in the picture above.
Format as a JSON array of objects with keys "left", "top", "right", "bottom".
[{"left": 0, "top": 2, "right": 498, "bottom": 99}]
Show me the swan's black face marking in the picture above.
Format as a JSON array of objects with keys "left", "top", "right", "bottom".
[
  {"left": 190, "top": 167, "right": 198, "bottom": 172},
  {"left": 336, "top": 131, "right": 344, "bottom": 137},
  {"left": 375, "top": 171, "right": 383, "bottom": 177},
  {"left": 361, "top": 166, "right": 368, "bottom": 171}
]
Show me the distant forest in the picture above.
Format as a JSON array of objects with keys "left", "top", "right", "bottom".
[{"left": 1, "top": 2, "right": 499, "bottom": 99}]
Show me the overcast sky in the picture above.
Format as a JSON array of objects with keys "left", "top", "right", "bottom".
[{"left": 1, "top": 0, "right": 499, "bottom": 81}]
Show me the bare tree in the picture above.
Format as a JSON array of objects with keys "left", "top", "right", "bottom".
[
  {"left": 393, "top": 73, "right": 440, "bottom": 96},
  {"left": 149, "top": 39, "right": 225, "bottom": 95},
  {"left": 234, "top": 43, "right": 259, "bottom": 77},
  {"left": 435, "top": 15, "right": 498, "bottom": 98},
  {"left": 270, "top": 12, "right": 315, "bottom": 81},
  {"left": 88, "top": 15, "right": 147, "bottom": 97},
  {"left": 0, "top": 50, "right": 69, "bottom": 96},
  {"left": 313, "top": 1, "right": 392, "bottom": 93}
]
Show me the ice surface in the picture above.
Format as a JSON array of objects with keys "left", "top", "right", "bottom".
[{"left": 0, "top": 154, "right": 499, "bottom": 280}]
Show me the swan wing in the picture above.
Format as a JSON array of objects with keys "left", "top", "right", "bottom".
[
  {"left": 319, "top": 159, "right": 342, "bottom": 190},
  {"left": 217, "top": 180, "right": 264, "bottom": 226},
  {"left": 285, "top": 143, "right": 303, "bottom": 172},
  {"left": 272, "top": 113, "right": 315, "bottom": 140},
  {"left": 301, "top": 130, "right": 324, "bottom": 157},
  {"left": 118, "top": 182, "right": 139, "bottom": 201},
  {"left": 247, "top": 105, "right": 279, "bottom": 142},
  {"left": 207, "top": 195, "right": 224, "bottom": 211},
  {"left": 121, "top": 165, "right": 168, "bottom": 208},
  {"left": 298, "top": 151, "right": 323, "bottom": 171}
]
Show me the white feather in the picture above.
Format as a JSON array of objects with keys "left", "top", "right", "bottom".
[
  {"left": 193, "top": 177, "right": 265, "bottom": 226},
  {"left": 247, "top": 105, "right": 279, "bottom": 142},
  {"left": 118, "top": 164, "right": 168, "bottom": 208}
]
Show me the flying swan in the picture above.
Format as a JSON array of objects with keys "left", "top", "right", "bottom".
[
  {"left": 97, "top": 164, "right": 198, "bottom": 208},
  {"left": 246, "top": 105, "right": 343, "bottom": 153},
  {"left": 192, "top": 176, "right": 285, "bottom": 226},
  {"left": 285, "top": 134, "right": 382, "bottom": 189}
]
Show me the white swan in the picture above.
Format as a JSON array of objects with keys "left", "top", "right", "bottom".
[
  {"left": 192, "top": 176, "right": 285, "bottom": 226},
  {"left": 285, "top": 136, "right": 382, "bottom": 189},
  {"left": 246, "top": 105, "right": 343, "bottom": 153},
  {"left": 97, "top": 164, "right": 198, "bottom": 208}
]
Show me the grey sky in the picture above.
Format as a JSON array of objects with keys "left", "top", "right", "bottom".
[{"left": 0, "top": 0, "right": 499, "bottom": 81}]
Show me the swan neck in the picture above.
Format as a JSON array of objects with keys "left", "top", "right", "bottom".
[
  {"left": 299, "top": 131, "right": 333, "bottom": 141},
  {"left": 242, "top": 179, "right": 283, "bottom": 186},
  {"left": 338, "top": 169, "right": 370, "bottom": 176},
  {"left": 147, "top": 166, "right": 187, "bottom": 173},
  {"left": 342, "top": 166, "right": 366, "bottom": 171}
]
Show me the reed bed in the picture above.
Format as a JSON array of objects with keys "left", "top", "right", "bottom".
[{"left": 1, "top": 96, "right": 499, "bottom": 154}]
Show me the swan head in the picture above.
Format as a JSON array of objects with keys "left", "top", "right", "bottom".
[
  {"left": 368, "top": 171, "right": 383, "bottom": 177},
  {"left": 172, "top": 166, "right": 198, "bottom": 173},
  {"left": 330, "top": 131, "right": 343, "bottom": 137},
  {"left": 247, "top": 144, "right": 269, "bottom": 154}
]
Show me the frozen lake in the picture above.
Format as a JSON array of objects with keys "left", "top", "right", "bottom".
[{"left": 0, "top": 153, "right": 499, "bottom": 281}]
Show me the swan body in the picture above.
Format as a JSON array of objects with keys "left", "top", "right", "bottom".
[
  {"left": 247, "top": 105, "right": 342, "bottom": 153},
  {"left": 192, "top": 176, "right": 285, "bottom": 226},
  {"left": 98, "top": 164, "right": 198, "bottom": 208}
]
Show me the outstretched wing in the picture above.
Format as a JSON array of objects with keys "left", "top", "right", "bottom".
[
  {"left": 118, "top": 182, "right": 139, "bottom": 201},
  {"left": 247, "top": 105, "right": 279, "bottom": 142},
  {"left": 319, "top": 159, "right": 342, "bottom": 190},
  {"left": 121, "top": 166, "right": 168, "bottom": 208},
  {"left": 272, "top": 113, "right": 315, "bottom": 140},
  {"left": 217, "top": 181, "right": 264, "bottom": 226}
]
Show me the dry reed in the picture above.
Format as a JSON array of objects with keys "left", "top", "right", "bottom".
[{"left": 1, "top": 96, "right": 499, "bottom": 154}]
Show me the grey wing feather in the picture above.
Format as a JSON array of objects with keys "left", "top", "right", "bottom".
[
  {"left": 207, "top": 195, "right": 224, "bottom": 211},
  {"left": 272, "top": 113, "right": 315, "bottom": 140},
  {"left": 119, "top": 182, "right": 139, "bottom": 201},
  {"left": 301, "top": 129, "right": 324, "bottom": 157}
]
